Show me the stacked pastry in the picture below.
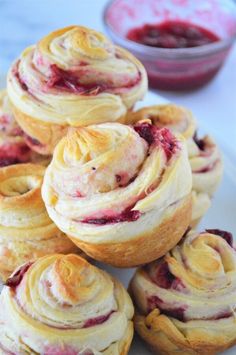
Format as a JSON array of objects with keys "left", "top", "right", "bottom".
[
  {"left": 0, "top": 26, "right": 148, "bottom": 279},
  {"left": 0, "top": 254, "right": 134, "bottom": 354},
  {"left": 130, "top": 229, "right": 236, "bottom": 354},
  {"left": 7, "top": 25, "right": 147, "bottom": 155},
  {"left": 126, "top": 104, "right": 223, "bottom": 226},
  {"left": 0, "top": 24, "right": 231, "bottom": 355},
  {"left": 0, "top": 90, "right": 50, "bottom": 167},
  {"left": 0, "top": 163, "right": 77, "bottom": 281}
]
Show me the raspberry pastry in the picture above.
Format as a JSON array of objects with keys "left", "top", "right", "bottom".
[
  {"left": 127, "top": 104, "right": 223, "bottom": 226},
  {"left": 0, "top": 164, "right": 77, "bottom": 281},
  {"left": 7, "top": 26, "right": 147, "bottom": 155},
  {"left": 130, "top": 229, "right": 236, "bottom": 355},
  {"left": 0, "top": 254, "right": 134, "bottom": 354},
  {"left": 0, "top": 90, "right": 50, "bottom": 166},
  {"left": 42, "top": 121, "right": 192, "bottom": 267}
]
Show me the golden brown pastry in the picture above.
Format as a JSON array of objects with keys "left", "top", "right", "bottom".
[
  {"left": 130, "top": 229, "right": 236, "bottom": 355},
  {"left": 127, "top": 104, "right": 223, "bottom": 226},
  {"left": 7, "top": 25, "right": 148, "bottom": 155},
  {"left": 42, "top": 120, "right": 192, "bottom": 267},
  {"left": 0, "top": 254, "right": 134, "bottom": 354},
  {"left": 0, "top": 163, "right": 77, "bottom": 281},
  {"left": 0, "top": 89, "right": 50, "bottom": 166}
]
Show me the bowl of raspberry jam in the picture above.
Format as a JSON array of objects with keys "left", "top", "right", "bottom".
[{"left": 104, "top": 0, "right": 236, "bottom": 91}]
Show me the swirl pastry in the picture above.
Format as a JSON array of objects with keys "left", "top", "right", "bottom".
[
  {"left": 7, "top": 26, "right": 148, "bottom": 155},
  {"left": 0, "top": 163, "right": 77, "bottom": 281},
  {"left": 130, "top": 229, "right": 236, "bottom": 355},
  {"left": 127, "top": 104, "right": 223, "bottom": 226},
  {"left": 42, "top": 120, "right": 192, "bottom": 267},
  {"left": 0, "top": 254, "right": 134, "bottom": 354},
  {"left": 0, "top": 90, "right": 50, "bottom": 166}
]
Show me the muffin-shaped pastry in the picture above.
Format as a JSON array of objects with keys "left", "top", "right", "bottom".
[
  {"left": 0, "top": 163, "right": 77, "bottom": 281},
  {"left": 42, "top": 120, "right": 192, "bottom": 267},
  {"left": 7, "top": 26, "right": 148, "bottom": 155},
  {"left": 130, "top": 229, "right": 236, "bottom": 355},
  {"left": 0, "top": 254, "right": 134, "bottom": 354},
  {"left": 127, "top": 104, "right": 223, "bottom": 226},
  {"left": 0, "top": 90, "right": 50, "bottom": 166}
]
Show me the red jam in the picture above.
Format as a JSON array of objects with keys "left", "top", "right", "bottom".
[
  {"left": 147, "top": 295, "right": 186, "bottom": 321},
  {"left": 0, "top": 143, "right": 32, "bottom": 167},
  {"left": 83, "top": 311, "right": 114, "bottom": 328},
  {"left": 46, "top": 64, "right": 141, "bottom": 94},
  {"left": 82, "top": 207, "right": 141, "bottom": 225},
  {"left": 127, "top": 21, "right": 223, "bottom": 91},
  {"left": 134, "top": 123, "right": 178, "bottom": 160},
  {"left": 127, "top": 21, "right": 219, "bottom": 49},
  {"left": 5, "top": 262, "right": 33, "bottom": 289},
  {"left": 206, "top": 229, "right": 233, "bottom": 247},
  {"left": 151, "top": 262, "right": 177, "bottom": 289}
]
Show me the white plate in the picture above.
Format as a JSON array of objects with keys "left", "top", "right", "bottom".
[{"left": 0, "top": 78, "right": 235, "bottom": 354}]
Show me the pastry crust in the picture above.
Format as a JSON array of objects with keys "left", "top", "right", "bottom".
[
  {"left": 126, "top": 104, "right": 223, "bottom": 226},
  {"left": 70, "top": 194, "right": 192, "bottom": 267},
  {"left": 0, "top": 163, "right": 77, "bottom": 281},
  {"left": 130, "top": 229, "right": 236, "bottom": 354},
  {"left": 0, "top": 254, "right": 134, "bottom": 354},
  {"left": 42, "top": 121, "right": 192, "bottom": 267},
  {"left": 7, "top": 26, "right": 147, "bottom": 154},
  {"left": 0, "top": 90, "right": 50, "bottom": 164}
]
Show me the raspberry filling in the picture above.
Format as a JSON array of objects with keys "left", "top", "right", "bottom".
[
  {"left": 24, "top": 133, "right": 44, "bottom": 148},
  {"left": 83, "top": 311, "right": 114, "bottom": 328},
  {"left": 147, "top": 295, "right": 186, "bottom": 321},
  {"left": 5, "top": 262, "right": 33, "bottom": 289},
  {"left": 44, "top": 346, "right": 79, "bottom": 355},
  {"left": 206, "top": 229, "right": 233, "bottom": 247},
  {"left": 193, "top": 131, "right": 205, "bottom": 151},
  {"left": 134, "top": 123, "right": 178, "bottom": 160},
  {"left": 127, "top": 21, "right": 219, "bottom": 49},
  {"left": 0, "top": 143, "right": 32, "bottom": 167},
  {"left": 46, "top": 64, "right": 141, "bottom": 94},
  {"left": 82, "top": 206, "right": 141, "bottom": 225},
  {"left": 150, "top": 261, "right": 184, "bottom": 290}
]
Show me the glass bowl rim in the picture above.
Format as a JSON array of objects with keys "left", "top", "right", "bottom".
[{"left": 103, "top": 0, "right": 236, "bottom": 59}]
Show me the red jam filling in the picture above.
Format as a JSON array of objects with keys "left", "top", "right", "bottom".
[
  {"left": 5, "top": 262, "right": 33, "bottom": 289},
  {"left": 47, "top": 64, "right": 141, "bottom": 94},
  {"left": 193, "top": 131, "right": 205, "bottom": 151},
  {"left": 24, "top": 133, "right": 44, "bottom": 147},
  {"left": 82, "top": 206, "right": 141, "bottom": 225},
  {"left": 47, "top": 65, "right": 108, "bottom": 94},
  {"left": 147, "top": 295, "right": 186, "bottom": 321},
  {"left": 206, "top": 229, "right": 233, "bottom": 247},
  {"left": 83, "top": 311, "right": 114, "bottom": 328},
  {"left": 0, "top": 143, "right": 31, "bottom": 167},
  {"left": 44, "top": 346, "right": 79, "bottom": 355},
  {"left": 151, "top": 261, "right": 178, "bottom": 289},
  {"left": 127, "top": 21, "right": 219, "bottom": 49},
  {"left": 134, "top": 123, "right": 178, "bottom": 160}
]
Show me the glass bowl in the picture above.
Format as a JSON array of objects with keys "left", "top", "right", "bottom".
[{"left": 103, "top": 0, "right": 236, "bottom": 91}]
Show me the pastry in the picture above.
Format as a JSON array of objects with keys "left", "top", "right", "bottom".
[
  {"left": 130, "top": 229, "right": 236, "bottom": 355},
  {"left": 7, "top": 25, "right": 148, "bottom": 155},
  {"left": 127, "top": 104, "right": 223, "bottom": 226},
  {"left": 0, "top": 163, "right": 77, "bottom": 281},
  {"left": 0, "top": 253, "right": 134, "bottom": 354},
  {"left": 0, "top": 89, "right": 50, "bottom": 166},
  {"left": 42, "top": 120, "right": 192, "bottom": 267}
]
